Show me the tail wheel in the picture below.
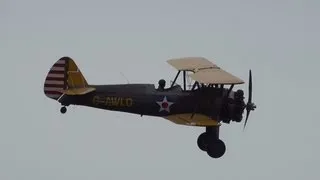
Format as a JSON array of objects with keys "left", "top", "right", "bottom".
[
  {"left": 60, "top": 106, "right": 67, "bottom": 114},
  {"left": 207, "top": 139, "right": 226, "bottom": 158}
]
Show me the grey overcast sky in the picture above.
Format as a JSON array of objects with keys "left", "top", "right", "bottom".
[{"left": 1, "top": 0, "right": 320, "bottom": 179}]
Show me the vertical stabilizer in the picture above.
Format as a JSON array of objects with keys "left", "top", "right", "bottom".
[{"left": 43, "top": 56, "right": 90, "bottom": 100}]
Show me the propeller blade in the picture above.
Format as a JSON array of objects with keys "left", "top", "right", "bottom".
[
  {"left": 243, "top": 69, "right": 256, "bottom": 130},
  {"left": 248, "top": 70, "right": 252, "bottom": 103},
  {"left": 243, "top": 109, "right": 250, "bottom": 130}
]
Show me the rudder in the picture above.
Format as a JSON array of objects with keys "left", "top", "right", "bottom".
[{"left": 43, "top": 56, "right": 89, "bottom": 100}]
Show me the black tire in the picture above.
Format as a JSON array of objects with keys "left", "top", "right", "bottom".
[
  {"left": 197, "top": 132, "right": 208, "bottom": 151},
  {"left": 207, "top": 139, "right": 226, "bottom": 158},
  {"left": 60, "top": 106, "right": 67, "bottom": 114}
]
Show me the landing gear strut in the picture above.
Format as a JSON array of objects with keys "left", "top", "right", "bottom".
[
  {"left": 60, "top": 106, "right": 67, "bottom": 114},
  {"left": 197, "top": 126, "right": 226, "bottom": 158}
]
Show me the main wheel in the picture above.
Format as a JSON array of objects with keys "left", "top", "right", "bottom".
[
  {"left": 197, "top": 132, "right": 208, "bottom": 151},
  {"left": 207, "top": 139, "right": 226, "bottom": 158},
  {"left": 60, "top": 106, "right": 67, "bottom": 114}
]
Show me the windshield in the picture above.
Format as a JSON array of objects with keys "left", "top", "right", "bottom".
[{"left": 170, "top": 71, "right": 198, "bottom": 91}]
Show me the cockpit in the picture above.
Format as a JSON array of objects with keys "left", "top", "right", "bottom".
[{"left": 156, "top": 79, "right": 183, "bottom": 92}]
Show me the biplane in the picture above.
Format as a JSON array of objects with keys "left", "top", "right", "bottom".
[{"left": 43, "top": 56, "right": 256, "bottom": 158}]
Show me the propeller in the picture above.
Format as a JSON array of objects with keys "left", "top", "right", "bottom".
[{"left": 243, "top": 70, "right": 256, "bottom": 130}]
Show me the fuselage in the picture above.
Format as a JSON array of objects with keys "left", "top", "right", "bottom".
[
  {"left": 62, "top": 83, "right": 245, "bottom": 125},
  {"left": 67, "top": 84, "right": 196, "bottom": 116}
]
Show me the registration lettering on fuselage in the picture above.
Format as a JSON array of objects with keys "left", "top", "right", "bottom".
[{"left": 93, "top": 96, "right": 133, "bottom": 107}]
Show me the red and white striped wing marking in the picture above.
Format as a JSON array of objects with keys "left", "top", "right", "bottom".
[{"left": 44, "top": 59, "right": 66, "bottom": 100}]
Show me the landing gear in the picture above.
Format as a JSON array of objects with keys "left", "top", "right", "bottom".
[
  {"left": 197, "top": 132, "right": 208, "bottom": 151},
  {"left": 206, "top": 139, "right": 226, "bottom": 158},
  {"left": 60, "top": 106, "right": 67, "bottom": 114},
  {"left": 197, "top": 127, "right": 226, "bottom": 158}
]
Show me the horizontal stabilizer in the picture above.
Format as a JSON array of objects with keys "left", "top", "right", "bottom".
[{"left": 61, "top": 87, "right": 96, "bottom": 95}]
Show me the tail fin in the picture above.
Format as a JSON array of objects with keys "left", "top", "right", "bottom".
[{"left": 43, "top": 56, "right": 94, "bottom": 100}]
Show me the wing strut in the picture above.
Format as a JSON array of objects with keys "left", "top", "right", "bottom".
[{"left": 170, "top": 70, "right": 181, "bottom": 87}]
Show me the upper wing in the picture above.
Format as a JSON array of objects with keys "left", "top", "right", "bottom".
[
  {"left": 167, "top": 57, "right": 217, "bottom": 71},
  {"left": 167, "top": 57, "right": 244, "bottom": 85},
  {"left": 189, "top": 68, "right": 244, "bottom": 85}
]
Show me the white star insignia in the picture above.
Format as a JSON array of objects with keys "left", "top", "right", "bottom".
[{"left": 156, "top": 96, "right": 174, "bottom": 112}]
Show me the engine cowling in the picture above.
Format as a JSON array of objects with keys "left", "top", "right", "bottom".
[{"left": 221, "top": 89, "right": 245, "bottom": 123}]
